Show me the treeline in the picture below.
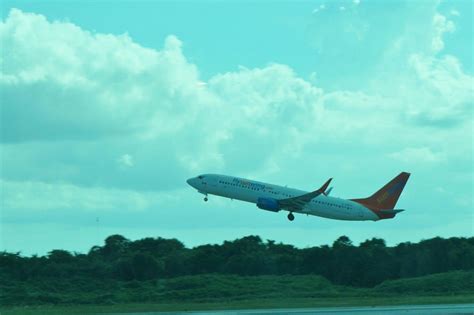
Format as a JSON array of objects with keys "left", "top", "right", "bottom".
[{"left": 1, "top": 235, "right": 473, "bottom": 287}]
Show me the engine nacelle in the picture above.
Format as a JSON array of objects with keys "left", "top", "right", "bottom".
[{"left": 257, "top": 197, "right": 280, "bottom": 212}]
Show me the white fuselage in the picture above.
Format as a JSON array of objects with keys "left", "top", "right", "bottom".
[{"left": 187, "top": 174, "right": 379, "bottom": 221}]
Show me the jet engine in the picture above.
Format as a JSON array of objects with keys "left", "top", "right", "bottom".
[{"left": 257, "top": 197, "right": 280, "bottom": 212}]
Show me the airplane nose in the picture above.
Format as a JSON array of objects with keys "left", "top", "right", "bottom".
[{"left": 186, "top": 178, "right": 195, "bottom": 187}]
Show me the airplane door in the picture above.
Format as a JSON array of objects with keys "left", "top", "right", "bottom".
[{"left": 206, "top": 177, "right": 218, "bottom": 193}]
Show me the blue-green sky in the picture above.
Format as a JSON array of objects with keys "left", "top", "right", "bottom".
[{"left": 1, "top": 0, "right": 472, "bottom": 255}]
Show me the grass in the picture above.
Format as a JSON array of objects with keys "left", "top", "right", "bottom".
[{"left": 2, "top": 271, "right": 473, "bottom": 314}]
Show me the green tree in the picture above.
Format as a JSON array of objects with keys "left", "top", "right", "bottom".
[
  {"left": 102, "top": 234, "right": 130, "bottom": 259},
  {"left": 131, "top": 253, "right": 163, "bottom": 280},
  {"left": 47, "top": 250, "right": 74, "bottom": 264}
]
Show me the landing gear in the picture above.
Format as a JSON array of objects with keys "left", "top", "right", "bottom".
[
  {"left": 287, "top": 212, "right": 295, "bottom": 221},
  {"left": 204, "top": 196, "right": 208, "bottom": 202}
]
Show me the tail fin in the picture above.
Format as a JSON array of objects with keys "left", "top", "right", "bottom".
[{"left": 352, "top": 172, "right": 410, "bottom": 210}]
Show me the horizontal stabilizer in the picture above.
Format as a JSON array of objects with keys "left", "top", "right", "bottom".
[{"left": 378, "top": 209, "right": 405, "bottom": 214}]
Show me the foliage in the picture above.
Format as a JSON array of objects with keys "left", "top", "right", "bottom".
[
  {"left": 1, "top": 272, "right": 473, "bottom": 307},
  {"left": 1, "top": 235, "right": 473, "bottom": 306}
]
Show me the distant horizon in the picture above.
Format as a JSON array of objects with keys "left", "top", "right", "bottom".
[{"left": 6, "top": 231, "right": 474, "bottom": 257}]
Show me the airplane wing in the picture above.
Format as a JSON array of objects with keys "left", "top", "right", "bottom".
[{"left": 278, "top": 178, "right": 332, "bottom": 212}]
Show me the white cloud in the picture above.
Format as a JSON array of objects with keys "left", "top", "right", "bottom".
[
  {"left": 0, "top": 9, "right": 204, "bottom": 143},
  {"left": 312, "top": 4, "right": 326, "bottom": 14},
  {"left": 388, "top": 147, "right": 444, "bottom": 164},
  {"left": 431, "top": 13, "right": 455, "bottom": 53},
  {"left": 117, "top": 154, "right": 134, "bottom": 168},
  {"left": 450, "top": 9, "right": 460, "bottom": 17},
  {"left": 0, "top": 179, "right": 154, "bottom": 212},
  {"left": 404, "top": 54, "right": 473, "bottom": 126},
  {"left": 0, "top": 8, "right": 472, "bottom": 204}
]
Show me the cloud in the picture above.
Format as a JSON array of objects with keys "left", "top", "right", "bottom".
[
  {"left": 450, "top": 9, "right": 460, "bottom": 17},
  {"left": 0, "top": 7, "right": 472, "bottom": 228},
  {"left": 431, "top": 13, "right": 455, "bottom": 53},
  {"left": 0, "top": 10, "right": 325, "bottom": 188},
  {"left": 405, "top": 54, "right": 473, "bottom": 127},
  {"left": 388, "top": 147, "right": 444, "bottom": 164},
  {"left": 1, "top": 179, "right": 153, "bottom": 213},
  {"left": 0, "top": 9, "right": 203, "bottom": 143},
  {"left": 117, "top": 154, "right": 134, "bottom": 168}
]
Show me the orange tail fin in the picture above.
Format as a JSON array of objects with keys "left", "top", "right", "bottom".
[{"left": 352, "top": 172, "right": 410, "bottom": 210}]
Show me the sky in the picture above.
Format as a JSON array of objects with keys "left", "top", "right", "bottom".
[{"left": 0, "top": 0, "right": 473, "bottom": 255}]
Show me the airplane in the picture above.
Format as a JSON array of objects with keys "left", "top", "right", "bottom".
[{"left": 186, "top": 172, "right": 410, "bottom": 221}]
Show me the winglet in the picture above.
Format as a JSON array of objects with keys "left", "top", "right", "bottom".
[
  {"left": 324, "top": 187, "right": 333, "bottom": 196},
  {"left": 318, "top": 178, "right": 332, "bottom": 194},
  {"left": 277, "top": 177, "right": 334, "bottom": 211}
]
